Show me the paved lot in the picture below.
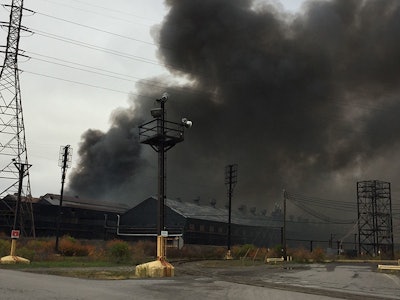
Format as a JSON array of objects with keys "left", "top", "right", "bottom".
[
  {"left": 176, "top": 261, "right": 400, "bottom": 299},
  {"left": 0, "top": 261, "right": 399, "bottom": 299}
]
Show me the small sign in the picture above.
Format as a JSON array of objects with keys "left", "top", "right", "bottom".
[
  {"left": 161, "top": 230, "right": 168, "bottom": 237},
  {"left": 11, "top": 230, "right": 20, "bottom": 239}
]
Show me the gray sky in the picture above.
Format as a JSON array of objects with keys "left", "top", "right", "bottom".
[{"left": 1, "top": 0, "right": 306, "bottom": 197}]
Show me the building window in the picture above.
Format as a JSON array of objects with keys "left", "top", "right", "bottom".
[
  {"left": 199, "top": 225, "right": 205, "bottom": 232},
  {"left": 209, "top": 225, "right": 214, "bottom": 232},
  {"left": 189, "top": 224, "right": 195, "bottom": 231}
]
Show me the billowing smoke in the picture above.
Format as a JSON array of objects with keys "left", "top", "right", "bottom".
[{"left": 68, "top": 0, "right": 400, "bottom": 210}]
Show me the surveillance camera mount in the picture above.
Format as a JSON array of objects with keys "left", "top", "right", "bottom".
[{"left": 138, "top": 93, "right": 192, "bottom": 262}]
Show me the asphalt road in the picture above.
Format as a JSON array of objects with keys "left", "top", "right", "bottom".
[{"left": 0, "top": 262, "right": 399, "bottom": 300}]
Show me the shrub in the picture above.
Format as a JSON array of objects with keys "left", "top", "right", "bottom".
[
  {"left": 25, "top": 239, "right": 54, "bottom": 261},
  {"left": 0, "top": 239, "right": 10, "bottom": 256},
  {"left": 311, "top": 247, "right": 326, "bottom": 262},
  {"left": 106, "top": 240, "right": 131, "bottom": 263},
  {"left": 290, "top": 247, "right": 311, "bottom": 263},
  {"left": 167, "top": 244, "right": 225, "bottom": 260},
  {"left": 16, "top": 246, "right": 35, "bottom": 261},
  {"left": 231, "top": 244, "right": 256, "bottom": 259},
  {"left": 130, "top": 240, "right": 155, "bottom": 263},
  {"left": 59, "top": 235, "right": 89, "bottom": 256}
]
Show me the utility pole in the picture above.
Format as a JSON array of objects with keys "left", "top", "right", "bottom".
[
  {"left": 225, "top": 164, "right": 238, "bottom": 259},
  {"left": 55, "top": 145, "right": 72, "bottom": 252},
  {"left": 12, "top": 161, "right": 31, "bottom": 231},
  {"left": 282, "top": 189, "right": 287, "bottom": 260}
]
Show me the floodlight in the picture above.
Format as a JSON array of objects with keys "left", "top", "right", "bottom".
[{"left": 182, "top": 118, "right": 193, "bottom": 128}]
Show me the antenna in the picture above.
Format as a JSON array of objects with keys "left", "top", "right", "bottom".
[{"left": 0, "top": 0, "right": 35, "bottom": 237}]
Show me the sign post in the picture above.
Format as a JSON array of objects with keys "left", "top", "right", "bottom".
[{"left": 11, "top": 230, "right": 20, "bottom": 239}]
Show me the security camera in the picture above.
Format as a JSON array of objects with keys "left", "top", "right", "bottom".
[
  {"left": 182, "top": 118, "right": 193, "bottom": 128},
  {"left": 156, "top": 92, "right": 169, "bottom": 103}
]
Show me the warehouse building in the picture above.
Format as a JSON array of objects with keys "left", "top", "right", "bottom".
[
  {"left": 1, "top": 194, "right": 282, "bottom": 247},
  {"left": 119, "top": 197, "right": 282, "bottom": 247}
]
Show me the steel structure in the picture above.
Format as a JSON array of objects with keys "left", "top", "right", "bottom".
[
  {"left": 0, "top": 0, "right": 34, "bottom": 236},
  {"left": 139, "top": 93, "right": 191, "bottom": 261},
  {"left": 357, "top": 180, "right": 394, "bottom": 258}
]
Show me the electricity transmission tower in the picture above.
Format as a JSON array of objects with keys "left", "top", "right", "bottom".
[
  {"left": 0, "top": 0, "right": 34, "bottom": 236},
  {"left": 357, "top": 180, "right": 394, "bottom": 258}
]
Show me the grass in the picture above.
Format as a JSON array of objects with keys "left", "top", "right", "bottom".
[
  {"left": 0, "top": 259, "right": 125, "bottom": 269},
  {"left": 0, "top": 256, "right": 138, "bottom": 279}
]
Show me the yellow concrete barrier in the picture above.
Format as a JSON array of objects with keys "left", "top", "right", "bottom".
[
  {"left": 135, "top": 259, "right": 174, "bottom": 278},
  {"left": 378, "top": 264, "right": 400, "bottom": 271},
  {"left": 0, "top": 255, "right": 30, "bottom": 264},
  {"left": 266, "top": 257, "right": 284, "bottom": 263}
]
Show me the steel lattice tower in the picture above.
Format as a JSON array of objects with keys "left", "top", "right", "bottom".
[
  {"left": 357, "top": 180, "right": 394, "bottom": 258},
  {"left": 0, "top": 0, "right": 34, "bottom": 236}
]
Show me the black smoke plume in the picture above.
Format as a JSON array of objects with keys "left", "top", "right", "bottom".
[{"left": 68, "top": 0, "right": 400, "bottom": 210}]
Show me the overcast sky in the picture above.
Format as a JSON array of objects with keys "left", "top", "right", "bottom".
[{"left": 0, "top": 0, "right": 306, "bottom": 198}]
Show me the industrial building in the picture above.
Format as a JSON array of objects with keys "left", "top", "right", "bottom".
[
  {"left": 1, "top": 193, "right": 373, "bottom": 253},
  {"left": 0, "top": 193, "right": 129, "bottom": 239},
  {"left": 119, "top": 197, "right": 282, "bottom": 247},
  {"left": 0, "top": 194, "right": 282, "bottom": 247}
]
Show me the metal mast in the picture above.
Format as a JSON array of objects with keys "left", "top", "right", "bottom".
[
  {"left": 0, "top": 0, "right": 34, "bottom": 236},
  {"left": 357, "top": 180, "right": 394, "bottom": 258},
  {"left": 139, "top": 93, "right": 192, "bottom": 262}
]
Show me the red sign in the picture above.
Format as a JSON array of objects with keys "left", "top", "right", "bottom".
[{"left": 11, "top": 230, "right": 20, "bottom": 239}]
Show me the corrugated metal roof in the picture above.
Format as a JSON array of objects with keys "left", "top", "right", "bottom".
[
  {"left": 40, "top": 193, "right": 129, "bottom": 214},
  {"left": 164, "top": 197, "right": 280, "bottom": 228}
]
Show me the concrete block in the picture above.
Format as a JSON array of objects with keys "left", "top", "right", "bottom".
[
  {"left": 135, "top": 259, "right": 174, "bottom": 278},
  {"left": 0, "top": 255, "right": 30, "bottom": 264}
]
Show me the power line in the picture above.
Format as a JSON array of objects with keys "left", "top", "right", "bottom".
[
  {"left": 285, "top": 192, "right": 356, "bottom": 224},
  {"left": 26, "top": 51, "right": 166, "bottom": 88},
  {"left": 20, "top": 69, "right": 140, "bottom": 96},
  {"left": 31, "top": 10, "right": 158, "bottom": 48},
  {"left": 31, "top": 29, "right": 164, "bottom": 67},
  {"left": 23, "top": 51, "right": 205, "bottom": 99},
  {"left": 286, "top": 192, "right": 356, "bottom": 210},
  {"left": 33, "top": 0, "right": 160, "bottom": 25}
]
